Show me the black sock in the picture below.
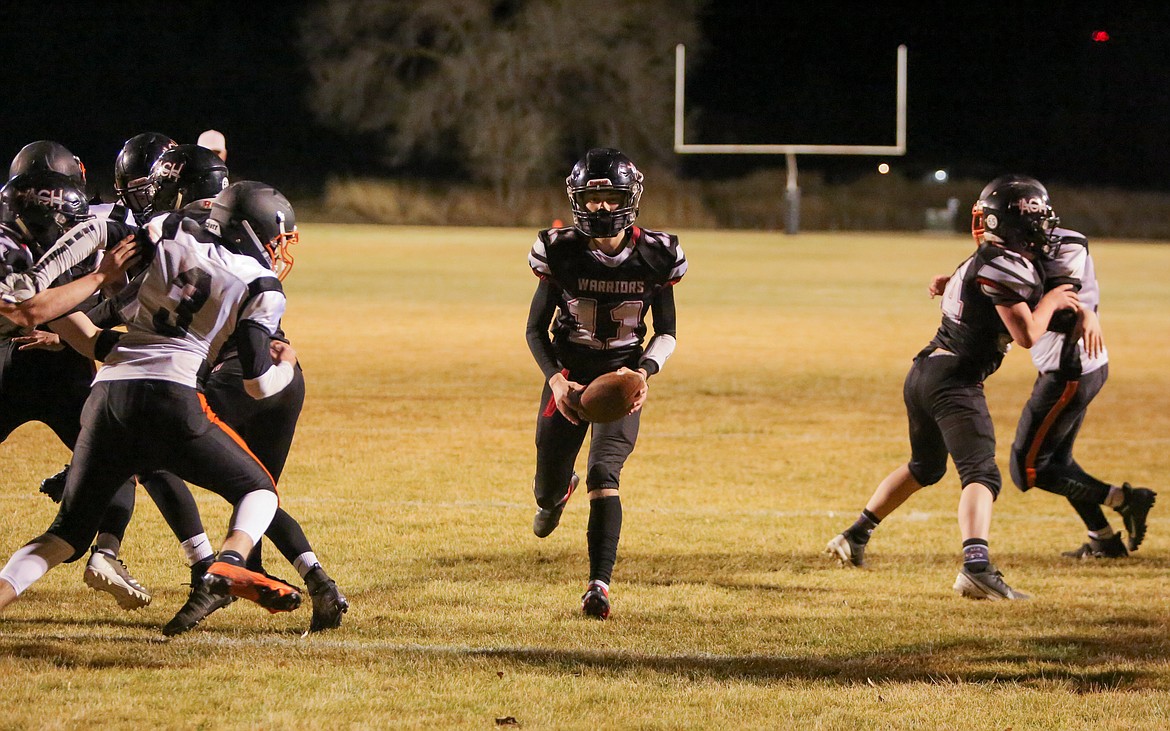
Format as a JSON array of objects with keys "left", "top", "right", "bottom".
[
  {"left": 246, "top": 541, "right": 265, "bottom": 573},
  {"left": 962, "top": 538, "right": 990, "bottom": 573},
  {"left": 216, "top": 550, "right": 245, "bottom": 568},
  {"left": 587, "top": 495, "right": 622, "bottom": 585},
  {"left": 844, "top": 509, "right": 881, "bottom": 544}
]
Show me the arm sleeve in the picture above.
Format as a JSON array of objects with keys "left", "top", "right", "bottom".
[
  {"left": 525, "top": 278, "right": 564, "bottom": 381},
  {"left": 638, "top": 286, "right": 678, "bottom": 377},
  {"left": 237, "top": 320, "right": 294, "bottom": 399}
]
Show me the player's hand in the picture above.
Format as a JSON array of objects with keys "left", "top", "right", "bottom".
[
  {"left": 12, "top": 330, "right": 63, "bottom": 352},
  {"left": 549, "top": 371, "right": 585, "bottom": 425},
  {"left": 1042, "top": 283, "right": 1080, "bottom": 312},
  {"left": 270, "top": 340, "right": 298, "bottom": 365},
  {"left": 617, "top": 366, "right": 649, "bottom": 414},
  {"left": 928, "top": 274, "right": 950, "bottom": 298},
  {"left": 96, "top": 236, "right": 141, "bottom": 283},
  {"left": 1078, "top": 306, "right": 1104, "bottom": 358}
]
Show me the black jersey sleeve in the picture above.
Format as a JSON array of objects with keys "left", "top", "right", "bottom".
[
  {"left": 638, "top": 286, "right": 678, "bottom": 377},
  {"left": 236, "top": 319, "right": 278, "bottom": 382},
  {"left": 525, "top": 277, "right": 564, "bottom": 381}
]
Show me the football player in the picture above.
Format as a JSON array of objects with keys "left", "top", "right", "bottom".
[
  {"left": 526, "top": 148, "right": 686, "bottom": 619},
  {"left": 32, "top": 182, "right": 347, "bottom": 634},
  {"left": 1002, "top": 185, "right": 1156, "bottom": 557},
  {"left": 825, "top": 176, "right": 1080, "bottom": 600},
  {"left": 0, "top": 181, "right": 306, "bottom": 618},
  {"left": 0, "top": 169, "right": 152, "bottom": 608}
]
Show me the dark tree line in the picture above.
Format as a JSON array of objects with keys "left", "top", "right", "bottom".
[{"left": 301, "top": 0, "right": 704, "bottom": 199}]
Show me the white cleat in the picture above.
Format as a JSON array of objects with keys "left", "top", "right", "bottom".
[{"left": 84, "top": 548, "right": 152, "bottom": 610}]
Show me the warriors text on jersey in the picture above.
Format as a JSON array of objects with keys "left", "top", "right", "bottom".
[
  {"left": 926, "top": 243, "right": 1043, "bottom": 380},
  {"left": 96, "top": 212, "right": 285, "bottom": 388},
  {"left": 528, "top": 225, "right": 686, "bottom": 375}
]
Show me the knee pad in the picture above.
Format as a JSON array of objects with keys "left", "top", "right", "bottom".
[
  {"left": 908, "top": 461, "right": 946, "bottom": 487},
  {"left": 1008, "top": 451, "right": 1031, "bottom": 492},
  {"left": 961, "top": 471, "right": 1002, "bottom": 499}
]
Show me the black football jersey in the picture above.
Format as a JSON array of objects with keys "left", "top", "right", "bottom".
[
  {"left": 925, "top": 243, "right": 1043, "bottom": 380},
  {"left": 528, "top": 225, "right": 686, "bottom": 372}
]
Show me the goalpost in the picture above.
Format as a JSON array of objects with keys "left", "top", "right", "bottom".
[{"left": 673, "top": 44, "right": 908, "bottom": 234}]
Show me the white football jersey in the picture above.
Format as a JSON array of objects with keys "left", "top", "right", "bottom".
[
  {"left": 1031, "top": 228, "right": 1107, "bottom": 375},
  {"left": 95, "top": 213, "right": 285, "bottom": 388}
]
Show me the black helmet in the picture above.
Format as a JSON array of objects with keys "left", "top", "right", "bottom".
[
  {"left": 972, "top": 175, "right": 1059, "bottom": 256},
  {"left": 565, "top": 148, "right": 644, "bottom": 238},
  {"left": 115, "top": 132, "right": 177, "bottom": 215},
  {"left": 8, "top": 140, "right": 86, "bottom": 187},
  {"left": 0, "top": 170, "right": 91, "bottom": 258},
  {"left": 146, "top": 143, "right": 229, "bottom": 216},
  {"left": 206, "top": 181, "right": 299, "bottom": 279}
]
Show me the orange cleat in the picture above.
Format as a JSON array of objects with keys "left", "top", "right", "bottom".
[{"left": 202, "top": 561, "right": 302, "bottom": 614}]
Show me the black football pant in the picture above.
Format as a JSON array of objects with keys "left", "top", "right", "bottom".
[
  {"left": 1009, "top": 365, "right": 1112, "bottom": 530},
  {"left": 533, "top": 379, "right": 640, "bottom": 509},
  {"left": 141, "top": 360, "right": 314, "bottom": 567},
  {"left": 903, "top": 354, "right": 1002, "bottom": 497},
  {"left": 49, "top": 379, "right": 276, "bottom": 562},
  {"left": 0, "top": 343, "right": 136, "bottom": 543}
]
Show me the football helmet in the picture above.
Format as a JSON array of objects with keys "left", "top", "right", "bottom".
[
  {"left": 146, "top": 144, "right": 229, "bottom": 216},
  {"left": 206, "top": 181, "right": 299, "bottom": 280},
  {"left": 115, "top": 132, "right": 177, "bottom": 216},
  {"left": 8, "top": 140, "right": 86, "bottom": 187},
  {"left": 971, "top": 175, "right": 1059, "bottom": 255},
  {"left": 565, "top": 148, "right": 643, "bottom": 238},
  {"left": 0, "top": 170, "right": 91, "bottom": 259}
]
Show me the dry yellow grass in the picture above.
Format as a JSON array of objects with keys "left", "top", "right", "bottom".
[{"left": 0, "top": 227, "right": 1167, "bottom": 729}]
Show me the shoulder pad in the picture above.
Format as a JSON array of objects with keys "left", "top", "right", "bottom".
[
  {"left": 975, "top": 247, "right": 1040, "bottom": 303},
  {"left": 634, "top": 227, "right": 687, "bottom": 284}
]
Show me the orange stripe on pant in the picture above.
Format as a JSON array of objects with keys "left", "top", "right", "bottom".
[
  {"left": 1023, "top": 380, "right": 1080, "bottom": 488},
  {"left": 197, "top": 392, "right": 278, "bottom": 497}
]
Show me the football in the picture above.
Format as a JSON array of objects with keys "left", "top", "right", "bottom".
[{"left": 577, "top": 370, "right": 644, "bottom": 423}]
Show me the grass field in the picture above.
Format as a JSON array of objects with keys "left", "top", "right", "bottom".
[{"left": 0, "top": 226, "right": 1168, "bottom": 729}]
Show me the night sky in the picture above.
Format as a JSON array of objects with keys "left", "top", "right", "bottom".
[{"left": 4, "top": 2, "right": 1170, "bottom": 196}]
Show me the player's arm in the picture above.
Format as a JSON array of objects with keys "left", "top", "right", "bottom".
[
  {"left": 995, "top": 284, "right": 1079, "bottom": 348},
  {"left": 237, "top": 285, "right": 295, "bottom": 399},
  {"left": 0, "top": 237, "right": 140, "bottom": 329},
  {"left": 22, "top": 312, "right": 104, "bottom": 359},
  {"left": 1074, "top": 305, "right": 1104, "bottom": 358},
  {"left": 1, "top": 219, "right": 137, "bottom": 301},
  {"left": 525, "top": 278, "right": 583, "bottom": 423},
  {"left": 617, "top": 287, "right": 678, "bottom": 413}
]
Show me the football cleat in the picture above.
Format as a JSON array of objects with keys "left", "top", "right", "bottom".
[
  {"left": 163, "top": 579, "right": 236, "bottom": 636},
  {"left": 1061, "top": 533, "right": 1128, "bottom": 559},
  {"left": 533, "top": 472, "right": 579, "bottom": 538},
  {"left": 1116, "top": 484, "right": 1156, "bottom": 552},
  {"left": 202, "top": 561, "right": 302, "bottom": 613},
  {"left": 953, "top": 564, "right": 1029, "bottom": 601},
  {"left": 39, "top": 464, "right": 69, "bottom": 503},
  {"left": 83, "top": 548, "right": 152, "bottom": 610},
  {"left": 825, "top": 532, "right": 867, "bottom": 567},
  {"left": 305, "top": 566, "right": 349, "bottom": 633},
  {"left": 581, "top": 580, "right": 611, "bottom": 620}
]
